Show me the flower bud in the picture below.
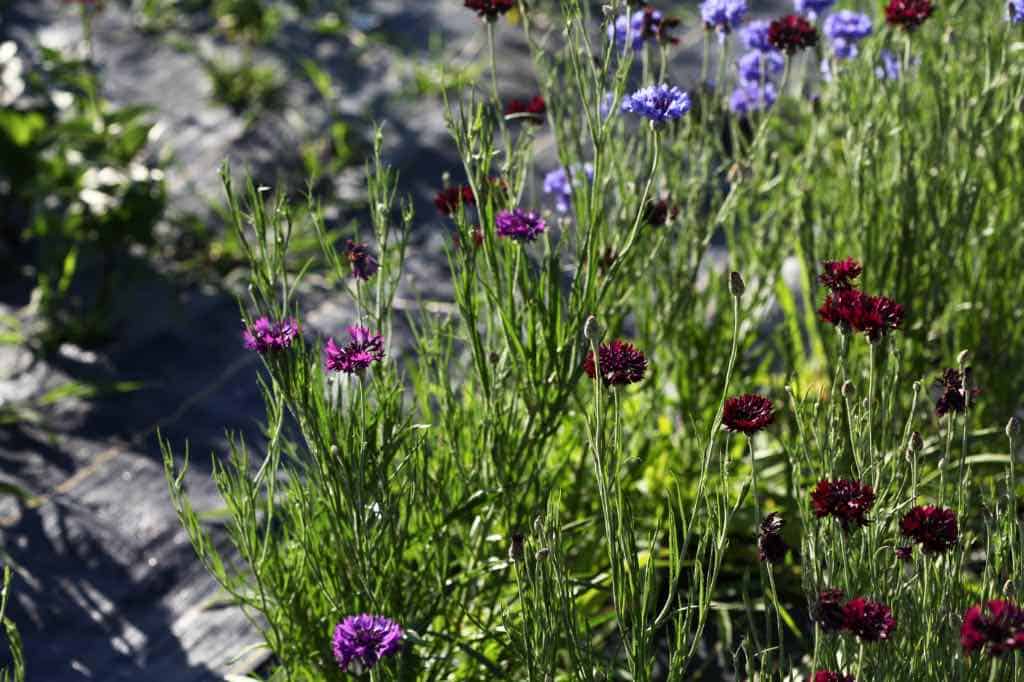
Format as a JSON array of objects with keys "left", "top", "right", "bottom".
[
  {"left": 583, "top": 315, "right": 604, "bottom": 342},
  {"left": 508, "top": 532, "right": 525, "bottom": 562},
  {"left": 534, "top": 547, "right": 551, "bottom": 560},
  {"left": 909, "top": 431, "right": 924, "bottom": 453},
  {"left": 957, "top": 349, "right": 971, "bottom": 367},
  {"left": 841, "top": 380, "right": 855, "bottom": 398},
  {"left": 1008, "top": 417, "right": 1021, "bottom": 439},
  {"left": 729, "top": 271, "right": 745, "bottom": 297}
]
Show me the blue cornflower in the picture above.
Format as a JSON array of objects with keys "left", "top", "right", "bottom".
[
  {"left": 794, "top": 0, "right": 835, "bottom": 20},
  {"left": 621, "top": 84, "right": 691, "bottom": 123},
  {"left": 823, "top": 11, "right": 873, "bottom": 59},
  {"left": 608, "top": 10, "right": 653, "bottom": 51},
  {"left": 740, "top": 20, "right": 773, "bottom": 51},
  {"left": 875, "top": 49, "right": 901, "bottom": 81},
  {"left": 1010, "top": 0, "right": 1024, "bottom": 23},
  {"left": 737, "top": 50, "right": 785, "bottom": 85},
  {"left": 543, "top": 164, "right": 594, "bottom": 214},
  {"left": 729, "top": 82, "right": 778, "bottom": 115},
  {"left": 700, "top": 0, "right": 747, "bottom": 33}
]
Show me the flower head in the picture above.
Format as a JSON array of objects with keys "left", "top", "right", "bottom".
[
  {"left": 842, "top": 597, "right": 896, "bottom": 642},
  {"left": 818, "top": 289, "right": 904, "bottom": 341},
  {"left": 813, "top": 588, "right": 848, "bottom": 632},
  {"left": 496, "top": 209, "right": 546, "bottom": 242},
  {"left": 700, "top": 0, "right": 748, "bottom": 34},
  {"left": 434, "top": 185, "right": 476, "bottom": 216},
  {"left": 1011, "top": 0, "right": 1024, "bottom": 24},
  {"left": 642, "top": 197, "right": 679, "bottom": 227},
  {"left": 900, "top": 505, "right": 958, "bottom": 555},
  {"left": 345, "top": 240, "right": 379, "bottom": 280},
  {"left": 621, "top": 84, "right": 691, "bottom": 123},
  {"left": 583, "top": 340, "right": 648, "bottom": 386},
  {"left": 895, "top": 545, "right": 914, "bottom": 562},
  {"left": 795, "top": 0, "right": 835, "bottom": 18},
  {"left": 505, "top": 95, "right": 546, "bottom": 123},
  {"left": 740, "top": 20, "right": 773, "bottom": 51},
  {"left": 876, "top": 49, "right": 902, "bottom": 80},
  {"left": 813, "top": 672, "right": 855, "bottom": 682},
  {"left": 332, "top": 614, "right": 403, "bottom": 674},
  {"left": 768, "top": 14, "right": 819, "bottom": 54},
  {"left": 729, "top": 82, "right": 778, "bottom": 115},
  {"left": 811, "top": 478, "right": 875, "bottom": 530},
  {"left": 823, "top": 11, "right": 873, "bottom": 59},
  {"left": 543, "top": 164, "right": 594, "bottom": 214},
  {"left": 885, "top": 0, "right": 935, "bottom": 30},
  {"left": 722, "top": 394, "right": 775, "bottom": 434},
  {"left": 961, "top": 600, "right": 1024, "bottom": 656},
  {"left": 933, "top": 367, "right": 980, "bottom": 417},
  {"left": 818, "top": 259, "right": 862, "bottom": 290},
  {"left": 758, "top": 513, "right": 788, "bottom": 563},
  {"left": 325, "top": 326, "right": 385, "bottom": 375},
  {"left": 243, "top": 316, "right": 299, "bottom": 353},
  {"left": 737, "top": 50, "right": 785, "bottom": 85},
  {"left": 609, "top": 7, "right": 681, "bottom": 50},
  {"left": 464, "top": 0, "right": 514, "bottom": 20}
]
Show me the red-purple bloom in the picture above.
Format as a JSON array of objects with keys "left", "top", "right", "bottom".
[
  {"left": 818, "top": 289, "right": 904, "bottom": 341},
  {"left": 505, "top": 95, "right": 546, "bottom": 123},
  {"left": 900, "top": 505, "right": 958, "bottom": 555},
  {"left": 434, "top": 185, "right": 476, "bottom": 216},
  {"left": 885, "top": 0, "right": 935, "bottom": 30},
  {"left": 324, "top": 326, "right": 385, "bottom": 375},
  {"left": 934, "top": 368, "right": 980, "bottom": 417},
  {"left": 243, "top": 316, "right": 298, "bottom": 353},
  {"left": 818, "top": 258, "right": 862, "bottom": 291},
  {"left": 583, "top": 340, "right": 648, "bottom": 386},
  {"left": 496, "top": 209, "right": 546, "bottom": 242},
  {"left": 814, "top": 672, "right": 855, "bottom": 682},
  {"left": 895, "top": 545, "right": 913, "bottom": 562},
  {"left": 722, "top": 394, "right": 775, "bottom": 434},
  {"left": 758, "top": 513, "right": 788, "bottom": 563},
  {"left": 642, "top": 197, "right": 679, "bottom": 227},
  {"left": 345, "top": 240, "right": 379, "bottom": 281},
  {"left": 768, "top": 15, "right": 819, "bottom": 54},
  {"left": 639, "top": 6, "right": 681, "bottom": 45},
  {"left": 961, "top": 600, "right": 1024, "bottom": 656},
  {"left": 811, "top": 479, "right": 875, "bottom": 530},
  {"left": 332, "top": 614, "right": 403, "bottom": 674},
  {"left": 842, "top": 597, "right": 896, "bottom": 642},
  {"left": 812, "top": 588, "right": 847, "bottom": 632},
  {"left": 464, "top": 0, "right": 514, "bottom": 20}
]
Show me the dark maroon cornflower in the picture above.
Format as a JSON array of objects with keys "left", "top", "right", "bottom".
[
  {"left": 583, "top": 340, "right": 648, "bottom": 386},
  {"left": 464, "top": 0, "right": 514, "bottom": 20},
  {"left": 495, "top": 208, "right": 546, "bottom": 242},
  {"left": 894, "top": 545, "right": 913, "bottom": 562},
  {"left": 900, "top": 505, "right": 958, "bottom": 555},
  {"left": 933, "top": 368, "right": 980, "bottom": 417},
  {"left": 505, "top": 95, "right": 546, "bottom": 123},
  {"left": 813, "top": 672, "right": 855, "bottom": 682},
  {"left": 961, "top": 600, "right": 1024, "bottom": 656},
  {"left": 324, "top": 326, "right": 385, "bottom": 375},
  {"left": 818, "top": 289, "right": 904, "bottom": 341},
  {"left": 811, "top": 479, "right": 876, "bottom": 530},
  {"left": 842, "top": 597, "right": 896, "bottom": 642},
  {"left": 332, "top": 613, "right": 403, "bottom": 674},
  {"left": 345, "top": 240, "right": 379, "bottom": 280},
  {"left": 768, "top": 14, "right": 819, "bottom": 54},
  {"left": 885, "top": 0, "right": 935, "bottom": 30},
  {"left": 812, "top": 588, "right": 847, "bottom": 632},
  {"left": 722, "top": 394, "right": 775, "bottom": 434},
  {"left": 818, "top": 258, "right": 862, "bottom": 291},
  {"left": 758, "top": 513, "right": 788, "bottom": 563},
  {"left": 640, "top": 5, "right": 682, "bottom": 45},
  {"left": 243, "top": 316, "right": 299, "bottom": 353},
  {"left": 642, "top": 197, "right": 679, "bottom": 227},
  {"left": 434, "top": 185, "right": 476, "bottom": 216}
]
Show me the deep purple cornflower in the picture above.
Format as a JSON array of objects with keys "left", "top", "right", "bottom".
[
  {"left": 243, "top": 316, "right": 299, "bottom": 353},
  {"left": 464, "top": 0, "right": 514, "bottom": 21},
  {"left": 737, "top": 50, "right": 785, "bottom": 85},
  {"left": 332, "top": 614, "right": 403, "bottom": 674},
  {"left": 876, "top": 49, "right": 902, "bottom": 80},
  {"left": 700, "top": 0, "right": 748, "bottom": 34},
  {"left": 794, "top": 0, "right": 835, "bottom": 19},
  {"left": 842, "top": 597, "right": 896, "bottom": 642},
  {"left": 823, "top": 11, "right": 873, "bottom": 59},
  {"left": 722, "top": 394, "right": 775, "bottom": 434},
  {"left": 345, "top": 240, "right": 379, "bottom": 280},
  {"left": 543, "top": 164, "right": 594, "bottom": 214},
  {"left": 495, "top": 209, "right": 546, "bottom": 242},
  {"left": 434, "top": 185, "right": 476, "bottom": 216},
  {"left": 934, "top": 367, "right": 980, "bottom": 417},
  {"left": 739, "top": 20, "right": 773, "bottom": 51},
  {"left": 818, "top": 289, "right": 904, "bottom": 341},
  {"left": 813, "top": 588, "right": 848, "bottom": 632},
  {"left": 900, "top": 505, "right": 958, "bottom": 555},
  {"left": 729, "top": 82, "right": 778, "bottom": 115},
  {"left": 818, "top": 258, "right": 862, "bottom": 290},
  {"left": 768, "top": 15, "right": 819, "bottom": 54},
  {"left": 758, "top": 513, "right": 788, "bottom": 563},
  {"left": 583, "top": 340, "right": 648, "bottom": 387},
  {"left": 505, "top": 95, "right": 546, "bottom": 123},
  {"left": 813, "top": 672, "right": 855, "bottom": 682},
  {"left": 621, "top": 84, "right": 691, "bottom": 123},
  {"left": 642, "top": 197, "right": 679, "bottom": 227},
  {"left": 324, "top": 326, "right": 385, "bottom": 375},
  {"left": 1011, "top": 0, "right": 1024, "bottom": 24},
  {"left": 885, "top": 0, "right": 934, "bottom": 30},
  {"left": 961, "top": 600, "right": 1024, "bottom": 656},
  {"left": 811, "top": 478, "right": 875, "bottom": 530}
]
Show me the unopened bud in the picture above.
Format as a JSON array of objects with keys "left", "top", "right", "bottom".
[
  {"left": 583, "top": 315, "right": 604, "bottom": 342},
  {"left": 912, "top": 380, "right": 922, "bottom": 396},
  {"left": 508, "top": 532, "right": 525, "bottom": 562},
  {"left": 534, "top": 547, "right": 551, "bottom": 560},
  {"left": 1008, "top": 417, "right": 1021, "bottom": 439},
  {"left": 841, "top": 380, "right": 855, "bottom": 398},
  {"left": 957, "top": 349, "right": 971, "bottom": 367},
  {"left": 910, "top": 431, "right": 924, "bottom": 453},
  {"left": 729, "top": 271, "right": 745, "bottom": 297},
  {"left": 1004, "top": 580, "right": 1014, "bottom": 597}
]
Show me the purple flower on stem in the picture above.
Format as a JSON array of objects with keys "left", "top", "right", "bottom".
[
  {"left": 795, "top": 0, "right": 835, "bottom": 20},
  {"left": 325, "top": 326, "right": 385, "bottom": 375},
  {"left": 729, "top": 82, "right": 778, "bottom": 115},
  {"left": 1011, "top": 0, "right": 1024, "bottom": 24},
  {"left": 583, "top": 340, "right": 648, "bottom": 386},
  {"left": 345, "top": 240, "right": 379, "bottom": 280},
  {"left": 737, "top": 50, "right": 785, "bottom": 85},
  {"left": 496, "top": 209, "right": 546, "bottom": 242},
  {"left": 700, "top": 0, "right": 748, "bottom": 34},
  {"left": 758, "top": 513, "right": 788, "bottom": 563},
  {"left": 876, "top": 49, "right": 902, "bottom": 80},
  {"left": 243, "top": 316, "right": 298, "bottom": 353},
  {"left": 543, "top": 164, "right": 594, "bottom": 214},
  {"left": 332, "top": 614, "right": 403, "bottom": 674},
  {"left": 608, "top": 8, "right": 676, "bottom": 51},
  {"left": 823, "top": 11, "right": 873, "bottom": 59},
  {"left": 621, "top": 84, "right": 691, "bottom": 123},
  {"left": 739, "top": 20, "right": 773, "bottom": 51}
]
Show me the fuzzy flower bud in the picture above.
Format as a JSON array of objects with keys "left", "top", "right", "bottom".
[
  {"left": 1008, "top": 417, "right": 1021, "bottom": 439},
  {"left": 729, "top": 271, "right": 746, "bottom": 297}
]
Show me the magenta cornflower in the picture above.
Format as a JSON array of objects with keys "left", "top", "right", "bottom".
[
  {"left": 842, "top": 597, "right": 896, "bottom": 642},
  {"left": 818, "top": 289, "right": 904, "bottom": 341},
  {"left": 324, "top": 326, "right": 385, "bottom": 375},
  {"left": 818, "top": 258, "right": 862, "bottom": 290},
  {"left": 332, "top": 614, "right": 403, "bottom": 674},
  {"left": 758, "top": 513, "right": 788, "bottom": 563},
  {"left": 811, "top": 479, "right": 875, "bottom": 530},
  {"left": 722, "top": 394, "right": 775, "bottom": 434},
  {"left": 434, "top": 185, "right": 475, "bottom": 216},
  {"left": 464, "top": 0, "right": 514, "bottom": 20},
  {"left": 900, "top": 505, "right": 958, "bottom": 555},
  {"left": 505, "top": 95, "right": 546, "bottom": 123},
  {"left": 583, "top": 340, "right": 648, "bottom": 387},
  {"left": 813, "top": 588, "right": 847, "bottom": 632},
  {"left": 885, "top": 0, "right": 935, "bottom": 30},
  {"left": 768, "top": 15, "right": 819, "bottom": 54},
  {"left": 961, "top": 600, "right": 1024, "bottom": 656},
  {"left": 243, "top": 316, "right": 298, "bottom": 353},
  {"left": 496, "top": 209, "right": 546, "bottom": 242},
  {"left": 934, "top": 367, "right": 980, "bottom": 417},
  {"left": 345, "top": 240, "right": 379, "bottom": 280}
]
